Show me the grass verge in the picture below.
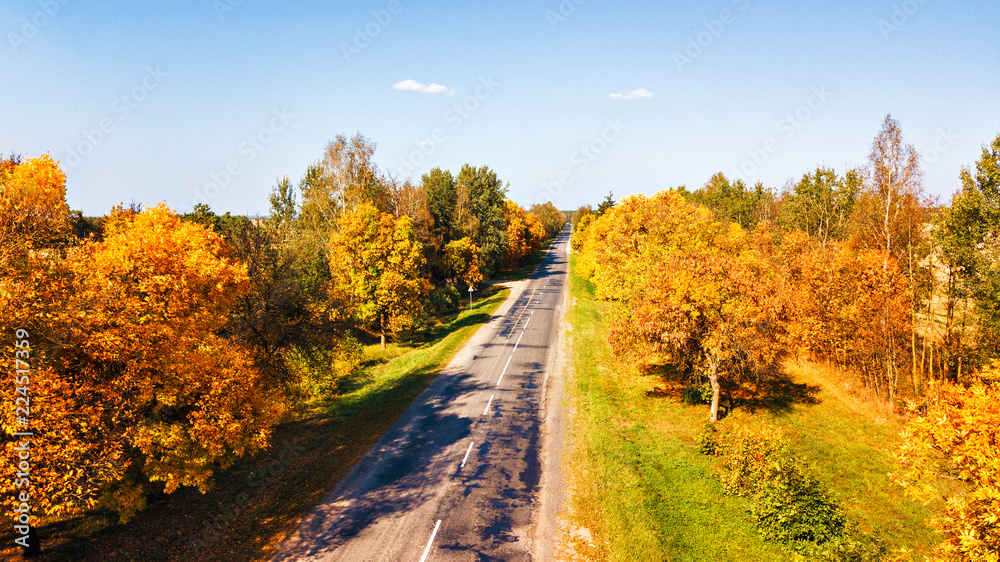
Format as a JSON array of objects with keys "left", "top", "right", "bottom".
[
  {"left": 9, "top": 285, "right": 509, "bottom": 561},
  {"left": 561, "top": 254, "right": 940, "bottom": 560}
]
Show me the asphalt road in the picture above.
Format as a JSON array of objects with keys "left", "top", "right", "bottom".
[{"left": 272, "top": 227, "right": 571, "bottom": 562}]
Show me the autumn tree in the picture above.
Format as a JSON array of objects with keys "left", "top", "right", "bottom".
[
  {"left": 322, "top": 132, "right": 393, "bottom": 214},
  {"left": 444, "top": 237, "right": 484, "bottom": 288},
  {"left": 2, "top": 201, "right": 284, "bottom": 523},
  {"left": 570, "top": 204, "right": 593, "bottom": 231},
  {"left": 849, "top": 115, "right": 931, "bottom": 398},
  {"left": 626, "top": 238, "right": 789, "bottom": 422},
  {"left": 851, "top": 115, "right": 928, "bottom": 267},
  {"left": 576, "top": 190, "right": 789, "bottom": 421},
  {"left": 530, "top": 201, "right": 567, "bottom": 239},
  {"left": 0, "top": 153, "right": 71, "bottom": 258},
  {"left": 502, "top": 200, "right": 545, "bottom": 271},
  {"left": 577, "top": 190, "right": 728, "bottom": 304},
  {"left": 781, "top": 236, "right": 913, "bottom": 397},
  {"left": 328, "top": 202, "right": 430, "bottom": 348},
  {"left": 892, "top": 363, "right": 1000, "bottom": 561}
]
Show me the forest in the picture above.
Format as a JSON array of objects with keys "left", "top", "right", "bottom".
[
  {"left": 570, "top": 116, "right": 999, "bottom": 561},
  {"left": 0, "top": 132, "right": 565, "bottom": 533}
]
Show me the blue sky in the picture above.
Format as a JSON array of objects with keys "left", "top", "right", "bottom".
[{"left": 1, "top": 0, "right": 998, "bottom": 216}]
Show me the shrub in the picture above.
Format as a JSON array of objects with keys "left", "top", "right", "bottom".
[
  {"left": 681, "top": 381, "right": 714, "bottom": 405},
  {"left": 712, "top": 423, "right": 886, "bottom": 560},
  {"left": 429, "top": 283, "right": 461, "bottom": 314},
  {"left": 287, "top": 336, "right": 366, "bottom": 398},
  {"left": 695, "top": 422, "right": 719, "bottom": 455}
]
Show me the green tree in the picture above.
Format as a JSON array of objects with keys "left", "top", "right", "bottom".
[
  {"left": 455, "top": 164, "right": 509, "bottom": 278},
  {"left": 298, "top": 161, "right": 338, "bottom": 232},
  {"left": 328, "top": 203, "right": 431, "bottom": 348},
  {"left": 937, "top": 132, "right": 1000, "bottom": 366},
  {"left": 268, "top": 175, "right": 297, "bottom": 229},
  {"left": 423, "top": 167, "right": 457, "bottom": 243},
  {"left": 778, "top": 167, "right": 859, "bottom": 245},
  {"left": 687, "top": 173, "right": 775, "bottom": 230},
  {"left": 596, "top": 191, "right": 615, "bottom": 216}
]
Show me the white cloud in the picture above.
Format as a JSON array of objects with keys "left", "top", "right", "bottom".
[
  {"left": 392, "top": 79, "right": 456, "bottom": 96},
  {"left": 608, "top": 88, "right": 654, "bottom": 101}
]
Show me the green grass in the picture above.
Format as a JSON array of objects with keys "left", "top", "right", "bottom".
[
  {"left": 562, "top": 255, "right": 941, "bottom": 561},
  {"left": 755, "top": 362, "right": 941, "bottom": 557},
  {"left": 563, "top": 255, "right": 790, "bottom": 561},
  {"left": 12, "top": 286, "right": 510, "bottom": 562}
]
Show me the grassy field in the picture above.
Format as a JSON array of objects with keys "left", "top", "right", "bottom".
[
  {"left": 560, "top": 254, "right": 941, "bottom": 561},
  {"left": 4, "top": 285, "right": 510, "bottom": 561}
]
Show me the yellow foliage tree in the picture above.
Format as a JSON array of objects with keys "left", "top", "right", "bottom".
[
  {"left": 892, "top": 364, "right": 1000, "bottom": 562},
  {"left": 444, "top": 236, "right": 484, "bottom": 288},
  {"left": 328, "top": 202, "right": 430, "bottom": 348},
  {"left": 501, "top": 201, "right": 545, "bottom": 271}
]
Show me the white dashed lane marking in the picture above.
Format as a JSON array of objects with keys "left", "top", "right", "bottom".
[
  {"left": 460, "top": 441, "right": 475, "bottom": 468},
  {"left": 419, "top": 520, "right": 441, "bottom": 562}
]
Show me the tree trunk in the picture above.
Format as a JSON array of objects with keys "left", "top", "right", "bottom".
[
  {"left": 708, "top": 358, "right": 721, "bottom": 423},
  {"left": 381, "top": 331, "right": 386, "bottom": 349}
]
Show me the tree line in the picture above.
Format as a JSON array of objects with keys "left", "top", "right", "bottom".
[
  {"left": 572, "top": 115, "right": 999, "bottom": 561},
  {"left": 0, "top": 132, "right": 565, "bottom": 526}
]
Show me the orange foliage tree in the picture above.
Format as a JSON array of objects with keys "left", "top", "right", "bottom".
[
  {"left": 2, "top": 193, "right": 284, "bottom": 523},
  {"left": 781, "top": 233, "right": 912, "bottom": 400},
  {"left": 578, "top": 190, "right": 788, "bottom": 421},
  {"left": 892, "top": 364, "right": 1000, "bottom": 562},
  {"left": 622, "top": 238, "right": 789, "bottom": 422},
  {"left": 0, "top": 154, "right": 70, "bottom": 257}
]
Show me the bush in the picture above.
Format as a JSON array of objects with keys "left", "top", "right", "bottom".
[
  {"left": 695, "top": 422, "right": 719, "bottom": 455},
  {"left": 429, "top": 283, "right": 461, "bottom": 314},
  {"left": 681, "top": 381, "right": 714, "bottom": 405},
  {"left": 711, "top": 424, "right": 886, "bottom": 560},
  {"left": 287, "top": 336, "right": 366, "bottom": 398}
]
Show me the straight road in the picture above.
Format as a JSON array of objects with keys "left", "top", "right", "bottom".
[{"left": 272, "top": 227, "right": 571, "bottom": 561}]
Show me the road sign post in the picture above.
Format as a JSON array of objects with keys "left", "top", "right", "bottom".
[{"left": 469, "top": 285, "right": 474, "bottom": 307}]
